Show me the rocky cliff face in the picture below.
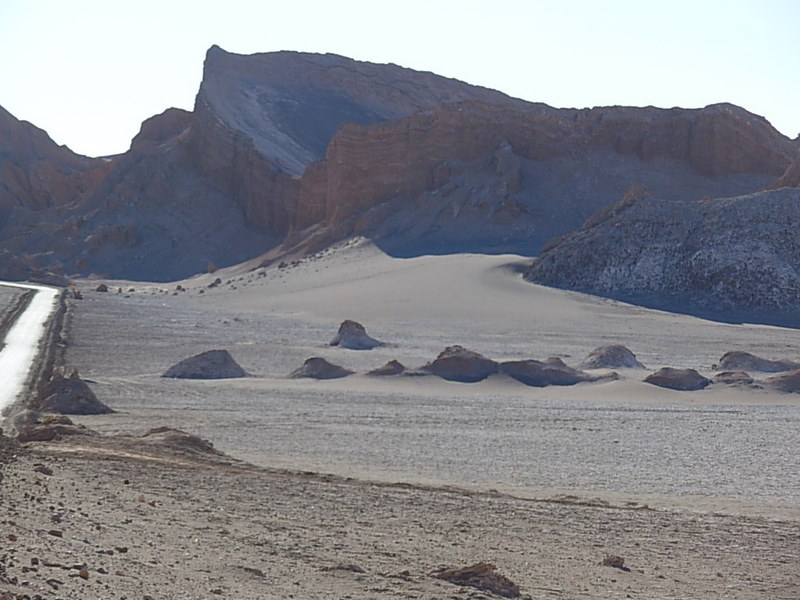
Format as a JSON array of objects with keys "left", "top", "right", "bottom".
[
  {"left": 524, "top": 187, "right": 800, "bottom": 323},
  {"left": 1, "top": 47, "right": 799, "bottom": 283}
]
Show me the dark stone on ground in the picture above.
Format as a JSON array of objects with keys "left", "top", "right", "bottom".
[
  {"left": 422, "top": 345, "right": 498, "bottom": 383},
  {"left": 290, "top": 357, "right": 354, "bottom": 379},
  {"left": 329, "top": 320, "right": 383, "bottom": 350},
  {"left": 433, "top": 562, "right": 521, "bottom": 598},
  {"left": 162, "top": 349, "right": 247, "bottom": 379},
  {"left": 717, "top": 351, "right": 800, "bottom": 373},
  {"left": 367, "top": 360, "right": 406, "bottom": 376},
  {"left": 37, "top": 370, "right": 113, "bottom": 415},
  {"left": 763, "top": 369, "right": 800, "bottom": 393},
  {"left": 713, "top": 370, "right": 756, "bottom": 386},
  {"left": 581, "top": 345, "right": 645, "bottom": 369},
  {"left": 500, "top": 357, "right": 614, "bottom": 387},
  {"left": 644, "top": 367, "right": 711, "bottom": 391}
]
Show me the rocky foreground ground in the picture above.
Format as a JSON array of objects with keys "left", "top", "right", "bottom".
[{"left": 1, "top": 431, "right": 798, "bottom": 600}]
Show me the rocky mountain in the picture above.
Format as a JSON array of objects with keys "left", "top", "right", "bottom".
[
  {"left": 0, "top": 46, "right": 798, "bottom": 283},
  {"left": 524, "top": 187, "right": 800, "bottom": 325}
]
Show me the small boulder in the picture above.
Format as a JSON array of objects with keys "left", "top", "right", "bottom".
[
  {"left": 713, "top": 370, "right": 756, "bottom": 386},
  {"left": 162, "top": 349, "right": 247, "bottom": 379},
  {"left": 367, "top": 360, "right": 406, "bottom": 376},
  {"left": 644, "top": 367, "right": 711, "bottom": 391},
  {"left": 290, "top": 357, "right": 353, "bottom": 380},
  {"left": 581, "top": 345, "right": 644, "bottom": 369},
  {"left": 422, "top": 346, "right": 498, "bottom": 383},
  {"left": 763, "top": 369, "right": 800, "bottom": 393},
  {"left": 37, "top": 371, "right": 113, "bottom": 415},
  {"left": 500, "top": 357, "right": 603, "bottom": 387},
  {"left": 718, "top": 351, "right": 800, "bottom": 373},
  {"left": 95, "top": 283, "right": 109, "bottom": 292},
  {"left": 433, "top": 562, "right": 521, "bottom": 598},
  {"left": 329, "top": 320, "right": 383, "bottom": 350}
]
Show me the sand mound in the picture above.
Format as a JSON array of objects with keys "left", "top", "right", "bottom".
[
  {"left": 367, "top": 360, "right": 406, "bottom": 376},
  {"left": 329, "top": 320, "right": 383, "bottom": 350},
  {"left": 763, "top": 369, "right": 800, "bottom": 393},
  {"left": 717, "top": 351, "right": 800, "bottom": 373},
  {"left": 581, "top": 345, "right": 644, "bottom": 369},
  {"left": 37, "top": 371, "right": 113, "bottom": 415},
  {"left": 422, "top": 346, "right": 498, "bottom": 383},
  {"left": 644, "top": 367, "right": 711, "bottom": 391},
  {"left": 500, "top": 357, "right": 601, "bottom": 387},
  {"left": 162, "top": 349, "right": 247, "bottom": 379},
  {"left": 290, "top": 357, "right": 354, "bottom": 380},
  {"left": 433, "top": 562, "right": 521, "bottom": 598}
]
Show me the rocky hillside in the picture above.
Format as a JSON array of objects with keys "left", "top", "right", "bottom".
[
  {"left": 0, "top": 46, "right": 798, "bottom": 281},
  {"left": 524, "top": 187, "right": 800, "bottom": 325}
]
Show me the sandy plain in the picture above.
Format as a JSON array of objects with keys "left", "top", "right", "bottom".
[{"left": 3, "top": 240, "right": 800, "bottom": 599}]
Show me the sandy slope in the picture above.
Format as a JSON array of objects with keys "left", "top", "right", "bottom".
[{"left": 57, "top": 242, "right": 800, "bottom": 518}]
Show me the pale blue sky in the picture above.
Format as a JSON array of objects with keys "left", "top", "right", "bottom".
[{"left": 1, "top": 0, "right": 798, "bottom": 157}]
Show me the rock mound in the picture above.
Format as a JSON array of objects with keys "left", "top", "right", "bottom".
[
  {"left": 581, "top": 345, "right": 644, "bottom": 369},
  {"left": 499, "top": 357, "right": 604, "bottom": 387},
  {"left": 140, "top": 427, "right": 221, "bottom": 456},
  {"left": 644, "top": 367, "right": 711, "bottom": 391},
  {"left": 329, "top": 320, "right": 383, "bottom": 350},
  {"left": 37, "top": 371, "right": 113, "bottom": 415},
  {"left": 422, "top": 346, "right": 498, "bottom": 383},
  {"left": 525, "top": 188, "right": 800, "bottom": 321},
  {"left": 713, "top": 370, "right": 756, "bottom": 386},
  {"left": 763, "top": 370, "right": 800, "bottom": 393},
  {"left": 290, "top": 357, "right": 353, "bottom": 380},
  {"left": 717, "top": 351, "right": 800, "bottom": 373},
  {"left": 367, "top": 360, "right": 406, "bottom": 376},
  {"left": 433, "top": 562, "right": 521, "bottom": 598},
  {"left": 162, "top": 349, "right": 247, "bottom": 379},
  {"left": 16, "top": 415, "right": 94, "bottom": 443}
]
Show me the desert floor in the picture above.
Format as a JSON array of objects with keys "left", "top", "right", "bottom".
[{"left": 3, "top": 241, "right": 800, "bottom": 598}]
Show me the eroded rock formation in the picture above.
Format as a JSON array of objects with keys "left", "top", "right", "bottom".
[
  {"left": 162, "top": 349, "right": 247, "bottom": 379},
  {"left": 644, "top": 368, "right": 711, "bottom": 391}
]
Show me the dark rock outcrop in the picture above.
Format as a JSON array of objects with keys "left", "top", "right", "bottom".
[
  {"left": 16, "top": 415, "right": 94, "bottom": 443},
  {"left": 367, "top": 360, "right": 406, "bottom": 376},
  {"left": 526, "top": 188, "right": 800, "bottom": 322},
  {"left": 717, "top": 351, "right": 800, "bottom": 373},
  {"left": 421, "top": 346, "right": 498, "bottom": 383},
  {"left": 329, "top": 320, "right": 383, "bottom": 350},
  {"left": 499, "top": 357, "right": 612, "bottom": 387},
  {"left": 36, "top": 371, "right": 113, "bottom": 415},
  {"left": 713, "top": 370, "right": 756, "bottom": 386},
  {"left": 290, "top": 357, "right": 353, "bottom": 380},
  {"left": 162, "top": 349, "right": 247, "bottom": 379},
  {"left": 581, "top": 345, "right": 644, "bottom": 369},
  {"left": 763, "top": 370, "right": 800, "bottom": 393},
  {"left": 644, "top": 367, "right": 711, "bottom": 391},
  {"left": 433, "top": 562, "right": 521, "bottom": 598}
]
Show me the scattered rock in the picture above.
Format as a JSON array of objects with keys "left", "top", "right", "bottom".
[
  {"left": 718, "top": 351, "right": 800, "bottom": 373},
  {"left": 422, "top": 345, "right": 498, "bottom": 383},
  {"left": 581, "top": 345, "right": 645, "bottom": 369},
  {"left": 601, "top": 555, "right": 630, "bottom": 572},
  {"left": 500, "top": 357, "right": 608, "bottom": 387},
  {"left": 162, "top": 349, "right": 247, "bottom": 379},
  {"left": 37, "top": 370, "right": 113, "bottom": 415},
  {"left": 290, "top": 357, "right": 354, "bottom": 380},
  {"left": 433, "top": 562, "right": 521, "bottom": 598},
  {"left": 763, "top": 369, "right": 800, "bottom": 393},
  {"left": 644, "top": 367, "right": 711, "bottom": 391},
  {"left": 366, "top": 360, "right": 406, "bottom": 376},
  {"left": 329, "top": 320, "right": 383, "bottom": 350},
  {"left": 713, "top": 370, "right": 755, "bottom": 386}
]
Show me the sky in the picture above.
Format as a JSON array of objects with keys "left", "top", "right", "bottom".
[{"left": 1, "top": 0, "right": 798, "bottom": 158}]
